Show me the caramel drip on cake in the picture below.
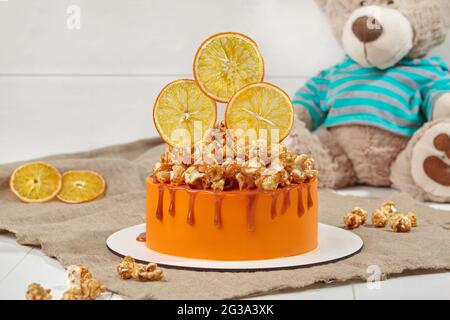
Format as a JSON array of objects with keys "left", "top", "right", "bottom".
[
  {"left": 187, "top": 191, "right": 197, "bottom": 226},
  {"left": 307, "top": 183, "right": 314, "bottom": 209},
  {"left": 156, "top": 184, "right": 165, "bottom": 221},
  {"left": 169, "top": 189, "right": 176, "bottom": 216},
  {"left": 297, "top": 187, "right": 305, "bottom": 217},
  {"left": 246, "top": 194, "right": 258, "bottom": 232},
  {"left": 271, "top": 192, "right": 279, "bottom": 219},
  {"left": 214, "top": 194, "right": 224, "bottom": 229},
  {"left": 136, "top": 232, "right": 146, "bottom": 242},
  {"left": 281, "top": 188, "right": 291, "bottom": 215}
]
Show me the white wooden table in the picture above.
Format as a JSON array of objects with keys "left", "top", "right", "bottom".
[{"left": 1, "top": 185, "right": 449, "bottom": 300}]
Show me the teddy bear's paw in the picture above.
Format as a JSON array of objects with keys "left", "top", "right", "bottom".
[{"left": 411, "top": 122, "right": 450, "bottom": 200}]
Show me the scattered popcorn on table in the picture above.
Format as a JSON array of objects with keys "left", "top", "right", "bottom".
[
  {"left": 67, "top": 265, "right": 92, "bottom": 288},
  {"left": 407, "top": 211, "right": 418, "bottom": 227},
  {"left": 79, "top": 277, "right": 107, "bottom": 300},
  {"left": 382, "top": 201, "right": 398, "bottom": 216},
  {"left": 63, "top": 265, "right": 106, "bottom": 300},
  {"left": 391, "top": 215, "right": 412, "bottom": 233},
  {"left": 372, "top": 209, "right": 389, "bottom": 228},
  {"left": 351, "top": 207, "right": 368, "bottom": 224},
  {"left": 117, "top": 256, "right": 164, "bottom": 282},
  {"left": 344, "top": 212, "right": 363, "bottom": 229},
  {"left": 390, "top": 213, "right": 404, "bottom": 224},
  {"left": 61, "top": 287, "right": 84, "bottom": 300},
  {"left": 26, "top": 283, "right": 52, "bottom": 300}
]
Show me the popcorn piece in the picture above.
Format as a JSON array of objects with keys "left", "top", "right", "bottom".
[
  {"left": 390, "top": 213, "right": 404, "bottom": 224},
  {"left": 257, "top": 174, "right": 281, "bottom": 191},
  {"left": 241, "top": 158, "right": 265, "bottom": 176},
  {"left": 183, "top": 166, "right": 205, "bottom": 187},
  {"left": 344, "top": 212, "right": 363, "bottom": 229},
  {"left": 26, "top": 283, "right": 52, "bottom": 300},
  {"left": 372, "top": 209, "right": 388, "bottom": 228},
  {"left": 351, "top": 207, "right": 368, "bottom": 224},
  {"left": 290, "top": 168, "right": 306, "bottom": 184},
  {"left": 211, "top": 179, "right": 226, "bottom": 191},
  {"left": 61, "top": 287, "right": 83, "bottom": 300},
  {"left": 67, "top": 265, "right": 92, "bottom": 288},
  {"left": 160, "top": 147, "right": 172, "bottom": 164},
  {"left": 117, "top": 256, "right": 164, "bottom": 282},
  {"left": 407, "top": 211, "right": 418, "bottom": 228},
  {"left": 223, "top": 161, "right": 241, "bottom": 179},
  {"left": 170, "top": 164, "right": 186, "bottom": 186},
  {"left": 295, "top": 154, "right": 314, "bottom": 171},
  {"left": 79, "top": 277, "right": 107, "bottom": 300},
  {"left": 382, "top": 201, "right": 398, "bottom": 217},
  {"left": 65, "top": 265, "right": 106, "bottom": 300},
  {"left": 117, "top": 256, "right": 136, "bottom": 279},
  {"left": 277, "top": 146, "right": 295, "bottom": 171},
  {"left": 236, "top": 172, "right": 252, "bottom": 190},
  {"left": 391, "top": 215, "right": 412, "bottom": 233},
  {"left": 153, "top": 162, "right": 172, "bottom": 183},
  {"left": 136, "top": 263, "right": 164, "bottom": 281}
]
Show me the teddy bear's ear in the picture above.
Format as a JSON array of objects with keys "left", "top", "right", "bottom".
[{"left": 315, "top": 0, "right": 329, "bottom": 12}]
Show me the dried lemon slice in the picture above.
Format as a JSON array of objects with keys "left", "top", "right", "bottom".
[
  {"left": 193, "top": 32, "right": 265, "bottom": 103},
  {"left": 225, "top": 82, "right": 294, "bottom": 143},
  {"left": 57, "top": 170, "right": 106, "bottom": 204},
  {"left": 10, "top": 162, "right": 62, "bottom": 203},
  {"left": 153, "top": 79, "right": 217, "bottom": 147}
]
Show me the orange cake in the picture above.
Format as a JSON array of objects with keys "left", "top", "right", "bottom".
[{"left": 143, "top": 32, "right": 319, "bottom": 261}]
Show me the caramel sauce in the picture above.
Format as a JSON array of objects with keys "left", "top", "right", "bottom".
[
  {"left": 246, "top": 194, "right": 258, "bottom": 232},
  {"left": 187, "top": 191, "right": 197, "bottom": 226},
  {"left": 307, "top": 183, "right": 314, "bottom": 209},
  {"left": 156, "top": 184, "right": 165, "bottom": 221},
  {"left": 169, "top": 189, "right": 176, "bottom": 216},
  {"left": 297, "top": 187, "right": 305, "bottom": 217},
  {"left": 281, "top": 188, "right": 291, "bottom": 215},
  {"left": 271, "top": 192, "right": 279, "bottom": 219},
  {"left": 214, "top": 194, "right": 224, "bottom": 229},
  {"left": 136, "top": 232, "right": 146, "bottom": 242},
  {"left": 152, "top": 179, "right": 315, "bottom": 231}
]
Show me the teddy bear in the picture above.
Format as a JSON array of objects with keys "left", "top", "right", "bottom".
[{"left": 285, "top": 0, "right": 450, "bottom": 202}]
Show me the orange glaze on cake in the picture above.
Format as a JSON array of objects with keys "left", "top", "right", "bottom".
[{"left": 145, "top": 177, "right": 318, "bottom": 261}]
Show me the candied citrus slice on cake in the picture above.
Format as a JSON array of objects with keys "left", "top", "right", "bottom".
[
  {"left": 193, "top": 32, "right": 265, "bottom": 103},
  {"left": 57, "top": 170, "right": 106, "bottom": 204},
  {"left": 153, "top": 79, "right": 217, "bottom": 147},
  {"left": 225, "top": 82, "right": 294, "bottom": 143},
  {"left": 10, "top": 162, "right": 62, "bottom": 203}
]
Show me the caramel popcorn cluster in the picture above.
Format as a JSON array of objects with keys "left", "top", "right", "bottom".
[
  {"left": 117, "top": 256, "right": 164, "bottom": 282},
  {"left": 62, "top": 265, "right": 106, "bottom": 300},
  {"left": 372, "top": 209, "right": 389, "bottom": 228},
  {"left": 343, "top": 207, "right": 368, "bottom": 229},
  {"left": 152, "top": 123, "right": 318, "bottom": 191},
  {"left": 26, "top": 283, "right": 52, "bottom": 300},
  {"left": 344, "top": 201, "right": 418, "bottom": 233},
  {"left": 343, "top": 212, "right": 363, "bottom": 229},
  {"left": 26, "top": 265, "right": 106, "bottom": 300},
  {"left": 391, "top": 215, "right": 412, "bottom": 233}
]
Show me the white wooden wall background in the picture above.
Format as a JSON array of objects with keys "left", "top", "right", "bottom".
[{"left": 1, "top": 0, "right": 449, "bottom": 163}]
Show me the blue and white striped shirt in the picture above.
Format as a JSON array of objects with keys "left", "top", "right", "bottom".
[{"left": 293, "top": 56, "right": 450, "bottom": 136}]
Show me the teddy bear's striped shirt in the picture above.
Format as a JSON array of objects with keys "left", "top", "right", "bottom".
[{"left": 293, "top": 56, "right": 450, "bottom": 136}]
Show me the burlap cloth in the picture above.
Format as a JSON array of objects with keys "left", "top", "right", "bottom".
[{"left": 1, "top": 138, "right": 450, "bottom": 300}]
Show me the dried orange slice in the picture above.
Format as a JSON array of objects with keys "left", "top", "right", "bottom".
[
  {"left": 225, "top": 82, "right": 294, "bottom": 143},
  {"left": 193, "top": 32, "right": 265, "bottom": 103},
  {"left": 153, "top": 79, "right": 217, "bottom": 147},
  {"left": 57, "top": 171, "right": 106, "bottom": 204},
  {"left": 10, "top": 162, "right": 62, "bottom": 203}
]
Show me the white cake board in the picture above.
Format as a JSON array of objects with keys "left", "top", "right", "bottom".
[{"left": 106, "top": 224, "right": 363, "bottom": 271}]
